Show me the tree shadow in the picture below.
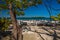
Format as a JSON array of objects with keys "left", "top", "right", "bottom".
[
  {"left": 53, "top": 30, "right": 57, "bottom": 40},
  {"left": 24, "top": 26, "right": 60, "bottom": 40},
  {"left": 52, "top": 30, "right": 60, "bottom": 40},
  {"left": 41, "top": 27, "right": 60, "bottom": 40}
]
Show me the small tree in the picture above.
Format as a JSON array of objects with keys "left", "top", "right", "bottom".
[{"left": 0, "top": 0, "right": 42, "bottom": 40}]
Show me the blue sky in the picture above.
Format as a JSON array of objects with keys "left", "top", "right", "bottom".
[{"left": 0, "top": 0, "right": 60, "bottom": 17}]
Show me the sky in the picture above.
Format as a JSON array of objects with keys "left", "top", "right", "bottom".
[{"left": 0, "top": 0, "right": 60, "bottom": 17}]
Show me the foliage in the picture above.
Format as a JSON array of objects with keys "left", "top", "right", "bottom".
[
  {"left": 57, "top": 14, "right": 60, "bottom": 20},
  {"left": 0, "top": 17, "right": 11, "bottom": 31},
  {"left": 0, "top": 0, "right": 42, "bottom": 16},
  {"left": 57, "top": 0, "right": 60, "bottom": 3},
  {"left": 51, "top": 14, "right": 60, "bottom": 21}
]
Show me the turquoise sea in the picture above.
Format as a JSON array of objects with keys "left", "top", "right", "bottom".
[
  {"left": 16, "top": 17, "right": 53, "bottom": 21},
  {"left": 0, "top": 17, "right": 53, "bottom": 21}
]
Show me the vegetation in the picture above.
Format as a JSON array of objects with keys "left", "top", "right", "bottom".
[
  {"left": 0, "top": 0, "right": 42, "bottom": 40},
  {"left": 57, "top": 0, "right": 60, "bottom": 3},
  {"left": 0, "top": 0, "right": 60, "bottom": 40},
  {"left": 0, "top": 17, "right": 11, "bottom": 31},
  {"left": 51, "top": 14, "right": 60, "bottom": 21}
]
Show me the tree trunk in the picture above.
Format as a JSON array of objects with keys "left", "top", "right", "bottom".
[{"left": 9, "top": 3, "right": 22, "bottom": 40}]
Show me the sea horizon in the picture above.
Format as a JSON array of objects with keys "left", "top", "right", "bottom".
[{"left": 2, "top": 17, "right": 53, "bottom": 21}]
